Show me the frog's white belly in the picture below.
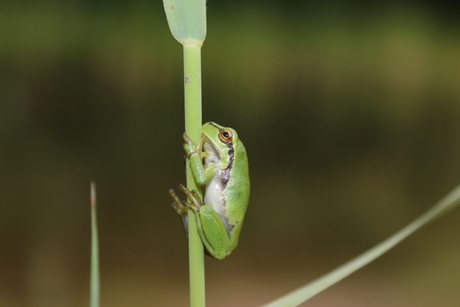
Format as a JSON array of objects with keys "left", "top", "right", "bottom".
[{"left": 204, "top": 168, "right": 227, "bottom": 220}]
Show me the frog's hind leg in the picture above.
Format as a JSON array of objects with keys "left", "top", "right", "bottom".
[{"left": 173, "top": 184, "right": 231, "bottom": 260}]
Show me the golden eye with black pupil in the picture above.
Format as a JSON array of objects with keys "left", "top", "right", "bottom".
[{"left": 218, "top": 129, "right": 233, "bottom": 143}]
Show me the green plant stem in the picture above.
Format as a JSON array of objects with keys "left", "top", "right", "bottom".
[
  {"left": 183, "top": 42, "right": 206, "bottom": 307},
  {"left": 90, "top": 182, "right": 100, "bottom": 307}
]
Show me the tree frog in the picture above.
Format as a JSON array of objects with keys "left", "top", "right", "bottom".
[{"left": 169, "top": 122, "right": 250, "bottom": 260}]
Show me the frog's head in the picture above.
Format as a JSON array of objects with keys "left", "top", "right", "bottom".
[{"left": 202, "top": 122, "right": 239, "bottom": 166}]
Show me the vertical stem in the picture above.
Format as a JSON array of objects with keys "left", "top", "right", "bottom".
[
  {"left": 90, "top": 182, "right": 100, "bottom": 307},
  {"left": 183, "top": 42, "right": 206, "bottom": 307}
]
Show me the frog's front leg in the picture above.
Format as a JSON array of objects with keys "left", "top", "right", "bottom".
[{"left": 183, "top": 134, "right": 216, "bottom": 185}]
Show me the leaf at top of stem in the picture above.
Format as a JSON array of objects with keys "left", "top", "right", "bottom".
[{"left": 163, "top": 0, "right": 207, "bottom": 46}]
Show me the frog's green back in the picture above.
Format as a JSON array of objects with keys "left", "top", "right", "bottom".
[{"left": 224, "top": 137, "right": 250, "bottom": 238}]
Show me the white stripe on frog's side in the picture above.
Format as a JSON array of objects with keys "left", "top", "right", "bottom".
[
  {"left": 203, "top": 167, "right": 226, "bottom": 219},
  {"left": 202, "top": 135, "right": 234, "bottom": 235},
  {"left": 202, "top": 140, "right": 226, "bottom": 216}
]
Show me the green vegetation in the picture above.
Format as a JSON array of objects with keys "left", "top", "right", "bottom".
[{"left": 1, "top": 2, "right": 460, "bottom": 306}]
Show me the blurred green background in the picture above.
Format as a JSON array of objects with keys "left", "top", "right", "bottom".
[{"left": 2, "top": 0, "right": 460, "bottom": 306}]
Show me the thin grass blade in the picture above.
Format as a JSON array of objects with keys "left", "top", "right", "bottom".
[
  {"left": 263, "top": 184, "right": 460, "bottom": 307},
  {"left": 90, "top": 182, "right": 100, "bottom": 307}
]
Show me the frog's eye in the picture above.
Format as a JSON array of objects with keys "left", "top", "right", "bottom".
[{"left": 219, "top": 129, "right": 233, "bottom": 143}]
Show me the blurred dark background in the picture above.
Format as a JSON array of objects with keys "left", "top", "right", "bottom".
[{"left": 2, "top": 0, "right": 460, "bottom": 306}]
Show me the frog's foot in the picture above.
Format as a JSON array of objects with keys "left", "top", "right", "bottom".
[
  {"left": 178, "top": 184, "right": 203, "bottom": 211},
  {"left": 182, "top": 133, "right": 197, "bottom": 157},
  {"left": 200, "top": 151, "right": 210, "bottom": 159},
  {"left": 169, "top": 188, "right": 190, "bottom": 235},
  {"left": 169, "top": 188, "right": 188, "bottom": 217},
  {"left": 182, "top": 133, "right": 192, "bottom": 143}
]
